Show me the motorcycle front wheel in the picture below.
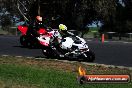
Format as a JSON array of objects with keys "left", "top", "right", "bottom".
[{"left": 84, "top": 50, "right": 95, "bottom": 62}]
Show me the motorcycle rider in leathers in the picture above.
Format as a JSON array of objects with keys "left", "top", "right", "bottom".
[
  {"left": 53, "top": 24, "right": 75, "bottom": 45},
  {"left": 49, "top": 24, "right": 75, "bottom": 57},
  {"left": 27, "top": 16, "right": 48, "bottom": 38}
]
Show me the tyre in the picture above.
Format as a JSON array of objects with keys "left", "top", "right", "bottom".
[
  {"left": 28, "top": 37, "right": 39, "bottom": 48},
  {"left": 20, "top": 35, "right": 37, "bottom": 48},
  {"left": 20, "top": 35, "right": 28, "bottom": 47},
  {"left": 84, "top": 50, "right": 95, "bottom": 62},
  {"left": 42, "top": 48, "right": 55, "bottom": 58}
]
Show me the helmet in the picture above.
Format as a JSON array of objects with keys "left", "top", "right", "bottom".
[
  {"left": 36, "top": 16, "right": 42, "bottom": 22},
  {"left": 36, "top": 16, "right": 43, "bottom": 25},
  {"left": 59, "top": 24, "right": 67, "bottom": 31}
]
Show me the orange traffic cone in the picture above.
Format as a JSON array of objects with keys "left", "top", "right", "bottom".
[{"left": 102, "top": 34, "right": 105, "bottom": 43}]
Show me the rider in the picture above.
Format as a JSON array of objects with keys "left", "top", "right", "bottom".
[
  {"left": 51, "top": 24, "right": 75, "bottom": 49},
  {"left": 56, "top": 24, "right": 75, "bottom": 43},
  {"left": 58, "top": 24, "right": 75, "bottom": 38},
  {"left": 48, "top": 24, "right": 70, "bottom": 57},
  {"left": 49, "top": 24, "right": 68, "bottom": 46},
  {"left": 45, "top": 24, "right": 74, "bottom": 57},
  {"left": 27, "top": 15, "right": 47, "bottom": 37}
]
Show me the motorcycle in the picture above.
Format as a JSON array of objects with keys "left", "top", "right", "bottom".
[
  {"left": 18, "top": 25, "right": 95, "bottom": 62},
  {"left": 16, "top": 0, "right": 95, "bottom": 62},
  {"left": 17, "top": 0, "right": 53, "bottom": 48},
  {"left": 17, "top": 25, "right": 53, "bottom": 48},
  {"left": 42, "top": 30, "right": 95, "bottom": 62}
]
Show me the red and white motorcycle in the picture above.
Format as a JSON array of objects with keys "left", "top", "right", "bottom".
[{"left": 17, "top": 25, "right": 53, "bottom": 48}]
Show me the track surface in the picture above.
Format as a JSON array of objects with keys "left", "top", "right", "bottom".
[{"left": 0, "top": 36, "right": 132, "bottom": 67}]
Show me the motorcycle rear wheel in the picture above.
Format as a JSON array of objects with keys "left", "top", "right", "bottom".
[
  {"left": 20, "top": 35, "right": 29, "bottom": 47},
  {"left": 42, "top": 48, "right": 56, "bottom": 58}
]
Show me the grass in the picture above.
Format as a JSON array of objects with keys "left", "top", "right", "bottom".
[
  {"left": 89, "top": 27, "right": 99, "bottom": 32},
  {"left": 82, "top": 27, "right": 100, "bottom": 38},
  {"left": 0, "top": 27, "right": 18, "bottom": 35},
  {"left": 0, "top": 56, "right": 132, "bottom": 88},
  {"left": 0, "top": 29, "right": 8, "bottom": 35},
  {"left": 0, "top": 64, "right": 76, "bottom": 88}
]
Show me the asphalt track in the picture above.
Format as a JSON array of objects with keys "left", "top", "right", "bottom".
[{"left": 0, "top": 35, "right": 132, "bottom": 67}]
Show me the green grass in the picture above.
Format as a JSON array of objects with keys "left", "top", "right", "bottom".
[
  {"left": 0, "top": 29, "right": 8, "bottom": 35},
  {"left": 82, "top": 27, "right": 100, "bottom": 38},
  {"left": 0, "top": 64, "right": 76, "bottom": 88},
  {"left": 0, "top": 56, "right": 132, "bottom": 88},
  {"left": 89, "top": 27, "right": 99, "bottom": 33}
]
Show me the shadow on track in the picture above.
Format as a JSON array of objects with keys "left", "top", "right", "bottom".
[
  {"left": 34, "top": 55, "right": 87, "bottom": 63},
  {"left": 13, "top": 45, "right": 43, "bottom": 49},
  {"left": 13, "top": 46, "right": 93, "bottom": 63}
]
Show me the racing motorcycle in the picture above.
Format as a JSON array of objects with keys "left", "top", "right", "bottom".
[
  {"left": 16, "top": 0, "right": 95, "bottom": 61},
  {"left": 17, "top": 0, "right": 50, "bottom": 48},
  {"left": 17, "top": 25, "right": 52, "bottom": 48},
  {"left": 18, "top": 25, "right": 95, "bottom": 62},
  {"left": 41, "top": 30, "right": 95, "bottom": 62}
]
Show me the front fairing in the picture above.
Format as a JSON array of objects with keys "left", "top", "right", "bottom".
[
  {"left": 18, "top": 25, "right": 28, "bottom": 35},
  {"left": 72, "top": 36, "right": 88, "bottom": 49}
]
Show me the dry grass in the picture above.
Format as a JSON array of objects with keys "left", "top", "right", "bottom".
[
  {"left": 0, "top": 56, "right": 132, "bottom": 88},
  {"left": 0, "top": 56, "right": 131, "bottom": 76}
]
